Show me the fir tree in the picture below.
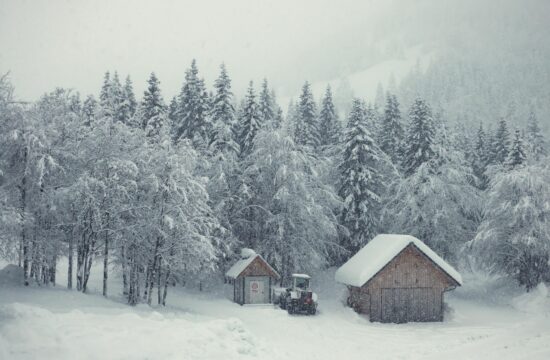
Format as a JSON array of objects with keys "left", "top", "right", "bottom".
[
  {"left": 402, "top": 98, "right": 435, "bottom": 176},
  {"left": 168, "top": 96, "right": 178, "bottom": 124},
  {"left": 82, "top": 95, "right": 97, "bottom": 126},
  {"left": 210, "top": 64, "right": 239, "bottom": 156},
  {"left": 379, "top": 93, "right": 403, "bottom": 164},
  {"left": 258, "top": 79, "right": 275, "bottom": 127},
  {"left": 295, "top": 81, "right": 319, "bottom": 148},
  {"left": 111, "top": 72, "right": 125, "bottom": 123},
  {"left": 238, "top": 81, "right": 261, "bottom": 156},
  {"left": 174, "top": 60, "right": 210, "bottom": 145},
  {"left": 526, "top": 111, "right": 546, "bottom": 162},
  {"left": 505, "top": 129, "right": 527, "bottom": 169},
  {"left": 141, "top": 72, "right": 165, "bottom": 132},
  {"left": 492, "top": 119, "right": 510, "bottom": 164},
  {"left": 339, "top": 98, "right": 384, "bottom": 254},
  {"left": 472, "top": 122, "right": 489, "bottom": 189},
  {"left": 99, "top": 71, "right": 111, "bottom": 105},
  {"left": 120, "top": 76, "right": 137, "bottom": 124},
  {"left": 318, "top": 85, "right": 341, "bottom": 146}
]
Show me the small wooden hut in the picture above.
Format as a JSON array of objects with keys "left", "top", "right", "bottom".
[
  {"left": 226, "top": 249, "right": 280, "bottom": 305},
  {"left": 335, "top": 234, "right": 462, "bottom": 323}
]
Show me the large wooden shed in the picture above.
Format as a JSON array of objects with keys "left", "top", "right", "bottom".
[
  {"left": 335, "top": 234, "right": 462, "bottom": 323},
  {"left": 226, "top": 249, "right": 280, "bottom": 305}
]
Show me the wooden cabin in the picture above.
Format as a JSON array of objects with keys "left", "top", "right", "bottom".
[
  {"left": 226, "top": 249, "right": 280, "bottom": 305},
  {"left": 335, "top": 234, "right": 462, "bottom": 323}
]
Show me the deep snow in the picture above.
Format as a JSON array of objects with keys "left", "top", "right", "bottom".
[{"left": 1, "top": 260, "right": 549, "bottom": 360}]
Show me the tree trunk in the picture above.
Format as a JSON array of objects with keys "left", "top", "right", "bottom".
[
  {"left": 50, "top": 254, "right": 57, "bottom": 286},
  {"left": 162, "top": 265, "right": 171, "bottom": 306},
  {"left": 121, "top": 244, "right": 128, "bottom": 295},
  {"left": 157, "top": 262, "right": 162, "bottom": 305},
  {"left": 103, "top": 230, "right": 109, "bottom": 297},
  {"left": 68, "top": 231, "right": 73, "bottom": 289},
  {"left": 147, "top": 237, "right": 161, "bottom": 306}
]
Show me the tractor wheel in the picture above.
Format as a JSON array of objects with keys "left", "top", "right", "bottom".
[
  {"left": 287, "top": 305, "right": 295, "bottom": 315},
  {"left": 308, "top": 307, "right": 317, "bottom": 315}
]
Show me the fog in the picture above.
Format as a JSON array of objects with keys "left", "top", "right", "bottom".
[{"left": 1, "top": 0, "right": 549, "bottom": 102}]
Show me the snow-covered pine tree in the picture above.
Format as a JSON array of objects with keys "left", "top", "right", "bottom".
[
  {"left": 472, "top": 122, "right": 489, "bottom": 189},
  {"left": 401, "top": 98, "right": 436, "bottom": 176},
  {"left": 111, "top": 72, "right": 125, "bottom": 123},
  {"left": 318, "top": 85, "right": 341, "bottom": 146},
  {"left": 82, "top": 95, "right": 97, "bottom": 126},
  {"left": 526, "top": 111, "right": 546, "bottom": 162},
  {"left": 120, "top": 75, "right": 137, "bottom": 124},
  {"left": 505, "top": 129, "right": 527, "bottom": 170},
  {"left": 210, "top": 64, "right": 239, "bottom": 157},
  {"left": 234, "top": 128, "right": 340, "bottom": 283},
  {"left": 168, "top": 96, "right": 178, "bottom": 125},
  {"left": 238, "top": 81, "right": 261, "bottom": 156},
  {"left": 379, "top": 93, "right": 403, "bottom": 164},
  {"left": 492, "top": 118, "right": 511, "bottom": 164},
  {"left": 258, "top": 79, "right": 275, "bottom": 127},
  {"left": 383, "top": 111, "right": 482, "bottom": 261},
  {"left": 295, "top": 81, "right": 319, "bottom": 148},
  {"left": 99, "top": 71, "right": 111, "bottom": 107},
  {"left": 140, "top": 72, "right": 166, "bottom": 136},
  {"left": 338, "top": 98, "right": 384, "bottom": 255},
  {"left": 173, "top": 60, "right": 210, "bottom": 146},
  {"left": 470, "top": 164, "right": 550, "bottom": 290},
  {"left": 271, "top": 89, "right": 284, "bottom": 129}
]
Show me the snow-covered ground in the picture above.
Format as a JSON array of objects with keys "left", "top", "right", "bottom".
[{"left": 1, "top": 260, "right": 549, "bottom": 360}]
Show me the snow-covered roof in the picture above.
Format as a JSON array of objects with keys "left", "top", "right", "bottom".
[
  {"left": 292, "top": 274, "right": 311, "bottom": 279},
  {"left": 225, "top": 252, "right": 280, "bottom": 279},
  {"left": 335, "top": 234, "right": 462, "bottom": 287}
]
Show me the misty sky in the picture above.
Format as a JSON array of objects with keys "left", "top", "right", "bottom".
[
  {"left": 0, "top": 0, "right": 392, "bottom": 101},
  {"left": 1, "top": 0, "right": 548, "bottom": 102}
]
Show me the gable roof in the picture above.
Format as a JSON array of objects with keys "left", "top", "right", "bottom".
[
  {"left": 335, "top": 234, "right": 462, "bottom": 287},
  {"left": 225, "top": 254, "right": 280, "bottom": 279}
]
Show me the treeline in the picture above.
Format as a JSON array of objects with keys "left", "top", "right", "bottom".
[{"left": 0, "top": 61, "right": 548, "bottom": 307}]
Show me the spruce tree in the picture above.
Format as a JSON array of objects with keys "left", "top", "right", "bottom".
[
  {"left": 141, "top": 72, "right": 165, "bottom": 132},
  {"left": 492, "top": 119, "right": 511, "bottom": 164},
  {"left": 120, "top": 76, "right": 137, "bottom": 124},
  {"left": 402, "top": 98, "right": 435, "bottom": 176},
  {"left": 258, "top": 79, "right": 275, "bottom": 127},
  {"left": 167, "top": 96, "right": 178, "bottom": 124},
  {"left": 318, "top": 85, "right": 341, "bottom": 146},
  {"left": 238, "top": 81, "right": 261, "bottom": 156},
  {"left": 111, "top": 72, "right": 125, "bottom": 123},
  {"left": 379, "top": 93, "right": 403, "bottom": 164},
  {"left": 99, "top": 71, "right": 111, "bottom": 106},
  {"left": 526, "top": 111, "right": 546, "bottom": 161},
  {"left": 82, "top": 95, "right": 97, "bottom": 126},
  {"left": 339, "top": 98, "right": 384, "bottom": 254},
  {"left": 174, "top": 60, "right": 210, "bottom": 144},
  {"left": 506, "top": 129, "right": 527, "bottom": 169},
  {"left": 472, "top": 122, "right": 489, "bottom": 189},
  {"left": 271, "top": 89, "right": 284, "bottom": 129},
  {"left": 295, "top": 81, "right": 319, "bottom": 148},
  {"left": 210, "top": 64, "right": 239, "bottom": 156}
]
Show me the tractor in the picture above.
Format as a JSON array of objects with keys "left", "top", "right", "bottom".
[{"left": 278, "top": 274, "right": 318, "bottom": 315}]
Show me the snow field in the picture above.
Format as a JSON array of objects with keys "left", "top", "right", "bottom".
[{"left": 1, "top": 263, "right": 550, "bottom": 360}]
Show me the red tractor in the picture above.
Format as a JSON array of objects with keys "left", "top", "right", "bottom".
[{"left": 278, "top": 274, "right": 318, "bottom": 315}]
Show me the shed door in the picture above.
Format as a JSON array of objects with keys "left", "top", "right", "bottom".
[
  {"left": 245, "top": 276, "right": 269, "bottom": 304},
  {"left": 381, "top": 288, "right": 434, "bottom": 323}
]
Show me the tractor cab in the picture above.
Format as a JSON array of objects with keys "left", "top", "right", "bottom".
[{"left": 291, "top": 274, "right": 311, "bottom": 291}]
